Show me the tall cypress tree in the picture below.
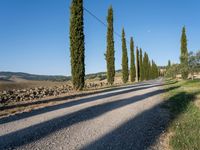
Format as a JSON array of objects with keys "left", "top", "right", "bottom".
[
  {"left": 121, "top": 28, "right": 129, "bottom": 83},
  {"left": 139, "top": 48, "right": 143, "bottom": 81},
  {"left": 136, "top": 47, "right": 139, "bottom": 82},
  {"left": 130, "top": 37, "right": 136, "bottom": 82},
  {"left": 149, "top": 60, "right": 152, "bottom": 79},
  {"left": 146, "top": 54, "right": 150, "bottom": 80},
  {"left": 143, "top": 52, "right": 149, "bottom": 80},
  {"left": 151, "top": 60, "right": 159, "bottom": 79},
  {"left": 105, "top": 6, "right": 115, "bottom": 85},
  {"left": 151, "top": 60, "right": 155, "bottom": 79},
  {"left": 180, "top": 26, "right": 189, "bottom": 79},
  {"left": 70, "top": 0, "right": 85, "bottom": 90}
]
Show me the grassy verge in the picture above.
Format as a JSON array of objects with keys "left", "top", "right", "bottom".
[{"left": 164, "top": 79, "right": 200, "bottom": 150}]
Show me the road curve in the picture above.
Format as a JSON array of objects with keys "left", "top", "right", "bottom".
[{"left": 0, "top": 79, "right": 170, "bottom": 150}]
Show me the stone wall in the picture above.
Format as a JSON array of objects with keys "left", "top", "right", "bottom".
[{"left": 0, "top": 85, "right": 73, "bottom": 104}]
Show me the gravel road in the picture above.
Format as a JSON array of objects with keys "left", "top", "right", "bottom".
[{"left": 0, "top": 79, "right": 170, "bottom": 150}]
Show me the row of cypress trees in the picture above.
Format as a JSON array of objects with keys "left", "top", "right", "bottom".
[
  {"left": 70, "top": 0, "right": 159, "bottom": 90},
  {"left": 135, "top": 47, "right": 159, "bottom": 82},
  {"left": 120, "top": 30, "right": 159, "bottom": 83},
  {"left": 105, "top": 6, "right": 159, "bottom": 84}
]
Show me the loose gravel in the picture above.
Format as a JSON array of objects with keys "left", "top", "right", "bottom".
[{"left": 0, "top": 79, "right": 170, "bottom": 150}]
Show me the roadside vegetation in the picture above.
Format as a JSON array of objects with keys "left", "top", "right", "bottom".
[
  {"left": 164, "top": 79, "right": 200, "bottom": 150},
  {"left": 165, "top": 27, "right": 200, "bottom": 80},
  {"left": 164, "top": 27, "right": 200, "bottom": 149}
]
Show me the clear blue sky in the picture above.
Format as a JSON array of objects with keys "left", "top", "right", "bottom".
[{"left": 0, "top": 0, "right": 200, "bottom": 76}]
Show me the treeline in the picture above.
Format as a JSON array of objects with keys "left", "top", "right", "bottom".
[
  {"left": 165, "top": 27, "right": 200, "bottom": 80},
  {"left": 70, "top": 0, "right": 159, "bottom": 90}
]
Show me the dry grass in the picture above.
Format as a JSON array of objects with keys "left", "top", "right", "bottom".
[
  {"left": 0, "top": 80, "right": 70, "bottom": 91},
  {"left": 195, "top": 94, "right": 200, "bottom": 108},
  {"left": 152, "top": 131, "right": 173, "bottom": 150}
]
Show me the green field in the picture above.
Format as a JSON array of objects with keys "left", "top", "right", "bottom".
[{"left": 165, "top": 79, "right": 200, "bottom": 150}]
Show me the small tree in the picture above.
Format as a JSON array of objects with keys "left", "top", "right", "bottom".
[
  {"left": 167, "top": 60, "right": 171, "bottom": 69},
  {"left": 188, "top": 51, "right": 200, "bottom": 80},
  {"left": 165, "top": 64, "right": 180, "bottom": 78},
  {"left": 130, "top": 37, "right": 136, "bottom": 82},
  {"left": 121, "top": 28, "right": 129, "bottom": 83},
  {"left": 105, "top": 6, "right": 115, "bottom": 85}
]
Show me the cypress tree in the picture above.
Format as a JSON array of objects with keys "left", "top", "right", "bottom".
[
  {"left": 136, "top": 47, "right": 139, "bottom": 82},
  {"left": 151, "top": 60, "right": 159, "bottom": 79},
  {"left": 142, "top": 52, "right": 149, "bottom": 80},
  {"left": 152, "top": 60, "right": 155, "bottom": 79},
  {"left": 168, "top": 60, "right": 171, "bottom": 68},
  {"left": 147, "top": 53, "right": 151, "bottom": 80},
  {"left": 180, "top": 26, "right": 189, "bottom": 79},
  {"left": 130, "top": 37, "right": 136, "bottom": 82},
  {"left": 149, "top": 60, "right": 152, "bottom": 79},
  {"left": 70, "top": 0, "right": 85, "bottom": 90},
  {"left": 121, "top": 28, "right": 129, "bottom": 83},
  {"left": 105, "top": 6, "right": 115, "bottom": 85},
  {"left": 139, "top": 48, "right": 143, "bottom": 81}
]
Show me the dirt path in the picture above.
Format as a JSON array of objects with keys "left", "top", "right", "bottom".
[{"left": 0, "top": 79, "right": 170, "bottom": 150}]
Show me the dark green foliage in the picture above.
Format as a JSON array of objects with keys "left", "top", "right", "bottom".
[
  {"left": 130, "top": 37, "right": 136, "bottom": 82},
  {"left": 142, "top": 52, "right": 159, "bottom": 80},
  {"left": 151, "top": 60, "right": 159, "bottom": 79},
  {"left": 180, "top": 26, "right": 189, "bottom": 79},
  {"left": 148, "top": 59, "right": 151, "bottom": 80},
  {"left": 70, "top": 0, "right": 85, "bottom": 90},
  {"left": 165, "top": 64, "right": 180, "bottom": 78},
  {"left": 180, "top": 27, "right": 188, "bottom": 63},
  {"left": 139, "top": 48, "right": 143, "bottom": 81},
  {"left": 142, "top": 52, "right": 149, "bottom": 80},
  {"left": 188, "top": 51, "right": 200, "bottom": 79},
  {"left": 105, "top": 6, "right": 115, "bottom": 85},
  {"left": 167, "top": 60, "right": 171, "bottom": 69},
  {"left": 180, "top": 64, "right": 189, "bottom": 80},
  {"left": 136, "top": 47, "right": 140, "bottom": 82},
  {"left": 121, "top": 28, "right": 129, "bottom": 83}
]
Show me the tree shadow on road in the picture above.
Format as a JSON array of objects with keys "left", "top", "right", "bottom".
[
  {"left": 82, "top": 89, "right": 199, "bottom": 150},
  {"left": 0, "top": 85, "right": 179, "bottom": 149},
  {"left": 0, "top": 83, "right": 165, "bottom": 124},
  {"left": 0, "top": 83, "right": 152, "bottom": 112}
]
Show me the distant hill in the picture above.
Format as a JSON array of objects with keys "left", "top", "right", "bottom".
[
  {"left": 0, "top": 72, "right": 71, "bottom": 82},
  {"left": 0, "top": 70, "right": 124, "bottom": 82}
]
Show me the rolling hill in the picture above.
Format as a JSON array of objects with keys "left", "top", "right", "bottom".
[{"left": 0, "top": 72, "right": 71, "bottom": 82}]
